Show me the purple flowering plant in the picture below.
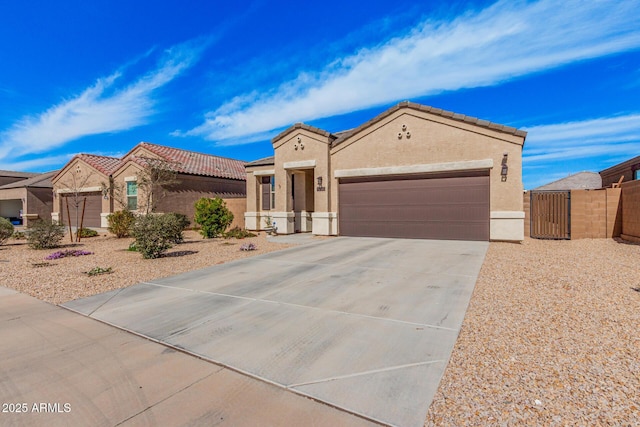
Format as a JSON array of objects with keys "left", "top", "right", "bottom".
[
  {"left": 239, "top": 243, "right": 256, "bottom": 251},
  {"left": 45, "top": 249, "right": 94, "bottom": 260}
]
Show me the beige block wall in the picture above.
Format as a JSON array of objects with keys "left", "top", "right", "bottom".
[
  {"left": 621, "top": 180, "right": 640, "bottom": 241},
  {"left": 221, "top": 197, "right": 247, "bottom": 229},
  {"left": 570, "top": 189, "right": 621, "bottom": 239},
  {"left": 154, "top": 174, "right": 245, "bottom": 225},
  {"left": 329, "top": 110, "right": 525, "bottom": 213},
  {"left": 523, "top": 191, "right": 530, "bottom": 238}
]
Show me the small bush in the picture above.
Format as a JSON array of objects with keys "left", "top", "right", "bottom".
[
  {"left": 194, "top": 197, "right": 234, "bottom": 238},
  {"left": 163, "top": 212, "right": 190, "bottom": 244},
  {"left": 27, "top": 219, "right": 65, "bottom": 250},
  {"left": 77, "top": 227, "right": 98, "bottom": 238},
  {"left": 107, "top": 210, "right": 136, "bottom": 238},
  {"left": 127, "top": 241, "right": 138, "bottom": 252},
  {"left": 12, "top": 231, "right": 26, "bottom": 240},
  {"left": 224, "top": 226, "right": 256, "bottom": 239},
  {"left": 45, "top": 249, "right": 93, "bottom": 260},
  {"left": 86, "top": 266, "right": 113, "bottom": 276},
  {"left": 239, "top": 243, "right": 257, "bottom": 251},
  {"left": 0, "top": 217, "right": 14, "bottom": 246},
  {"left": 132, "top": 214, "right": 175, "bottom": 259}
]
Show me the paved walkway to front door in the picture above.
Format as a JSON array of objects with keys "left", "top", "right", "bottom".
[{"left": 64, "top": 237, "right": 488, "bottom": 426}]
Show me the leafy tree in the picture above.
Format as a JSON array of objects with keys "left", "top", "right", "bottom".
[{"left": 104, "top": 157, "right": 180, "bottom": 214}]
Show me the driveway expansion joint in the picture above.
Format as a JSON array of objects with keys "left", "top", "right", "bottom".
[
  {"left": 287, "top": 360, "right": 446, "bottom": 388},
  {"left": 141, "top": 281, "right": 460, "bottom": 332}
]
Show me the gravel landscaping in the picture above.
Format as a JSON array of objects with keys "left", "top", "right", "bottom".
[
  {"left": 0, "top": 230, "right": 293, "bottom": 305},
  {"left": 426, "top": 238, "right": 640, "bottom": 426},
  {"left": 2, "top": 231, "right": 639, "bottom": 424}
]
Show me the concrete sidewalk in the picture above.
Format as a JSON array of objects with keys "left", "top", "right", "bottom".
[{"left": 0, "top": 287, "right": 376, "bottom": 427}]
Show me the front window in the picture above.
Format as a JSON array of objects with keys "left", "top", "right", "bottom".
[
  {"left": 270, "top": 176, "right": 275, "bottom": 209},
  {"left": 634, "top": 169, "right": 639, "bottom": 180},
  {"left": 127, "top": 181, "right": 138, "bottom": 210}
]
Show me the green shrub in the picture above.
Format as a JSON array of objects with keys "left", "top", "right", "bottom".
[
  {"left": 12, "top": 231, "right": 26, "bottom": 240},
  {"left": 194, "top": 197, "right": 233, "bottom": 238},
  {"left": 224, "top": 226, "right": 256, "bottom": 239},
  {"left": 77, "top": 227, "right": 98, "bottom": 238},
  {"left": 132, "top": 214, "right": 175, "bottom": 259},
  {"left": 107, "top": 210, "right": 136, "bottom": 238},
  {"left": 127, "top": 241, "right": 138, "bottom": 252},
  {"left": 26, "top": 219, "right": 65, "bottom": 250},
  {"left": 86, "top": 266, "right": 113, "bottom": 276},
  {"left": 163, "top": 212, "right": 190, "bottom": 244},
  {"left": 0, "top": 218, "right": 14, "bottom": 246}
]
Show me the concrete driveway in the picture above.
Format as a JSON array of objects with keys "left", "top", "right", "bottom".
[{"left": 64, "top": 237, "right": 488, "bottom": 427}]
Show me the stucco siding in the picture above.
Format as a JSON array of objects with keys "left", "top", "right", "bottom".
[{"left": 330, "top": 110, "right": 524, "bottom": 214}]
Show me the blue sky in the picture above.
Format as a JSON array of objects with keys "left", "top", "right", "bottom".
[{"left": 1, "top": 0, "right": 639, "bottom": 189}]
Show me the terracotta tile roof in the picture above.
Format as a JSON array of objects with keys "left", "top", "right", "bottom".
[
  {"left": 133, "top": 142, "right": 246, "bottom": 181},
  {"left": 76, "top": 154, "right": 123, "bottom": 175}
]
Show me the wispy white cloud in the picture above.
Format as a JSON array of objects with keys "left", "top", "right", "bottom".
[
  {"left": 0, "top": 153, "right": 74, "bottom": 171},
  {"left": 522, "top": 113, "right": 640, "bottom": 188},
  {"left": 523, "top": 114, "right": 640, "bottom": 162},
  {"left": 184, "top": 0, "right": 640, "bottom": 143},
  {"left": 0, "top": 39, "right": 206, "bottom": 160}
]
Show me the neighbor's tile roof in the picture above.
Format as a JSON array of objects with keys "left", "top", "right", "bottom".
[
  {"left": 76, "top": 154, "right": 124, "bottom": 175},
  {"left": 534, "top": 172, "right": 602, "bottom": 191},
  {"left": 133, "top": 142, "right": 246, "bottom": 181},
  {"left": 0, "top": 170, "right": 58, "bottom": 189}
]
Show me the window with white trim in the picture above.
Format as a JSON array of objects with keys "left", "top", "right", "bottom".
[{"left": 127, "top": 181, "right": 138, "bottom": 210}]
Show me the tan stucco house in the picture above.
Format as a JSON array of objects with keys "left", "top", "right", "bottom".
[
  {"left": 51, "top": 142, "right": 246, "bottom": 228},
  {"left": 245, "top": 101, "right": 527, "bottom": 241},
  {"left": 0, "top": 170, "right": 57, "bottom": 226}
]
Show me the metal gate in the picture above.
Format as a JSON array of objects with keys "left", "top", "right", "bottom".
[{"left": 530, "top": 191, "right": 571, "bottom": 239}]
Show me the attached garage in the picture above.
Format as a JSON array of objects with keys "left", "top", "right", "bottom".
[
  {"left": 245, "top": 101, "right": 527, "bottom": 241},
  {"left": 338, "top": 171, "right": 490, "bottom": 241},
  {"left": 60, "top": 192, "right": 102, "bottom": 228}
]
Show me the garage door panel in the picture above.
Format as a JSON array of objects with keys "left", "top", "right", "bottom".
[
  {"left": 60, "top": 192, "right": 102, "bottom": 228},
  {"left": 338, "top": 174, "right": 489, "bottom": 241}
]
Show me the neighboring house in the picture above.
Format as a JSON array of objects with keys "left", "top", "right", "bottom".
[
  {"left": 0, "top": 170, "right": 39, "bottom": 187},
  {"left": 51, "top": 142, "right": 247, "bottom": 228},
  {"left": 599, "top": 155, "right": 640, "bottom": 187},
  {"left": 0, "top": 171, "right": 57, "bottom": 226},
  {"left": 245, "top": 101, "right": 527, "bottom": 242},
  {"left": 534, "top": 172, "right": 602, "bottom": 191}
]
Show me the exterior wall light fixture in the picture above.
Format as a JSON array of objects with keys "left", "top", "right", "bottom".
[{"left": 501, "top": 152, "right": 509, "bottom": 182}]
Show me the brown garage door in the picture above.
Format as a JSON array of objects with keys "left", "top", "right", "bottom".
[
  {"left": 60, "top": 192, "right": 102, "bottom": 228},
  {"left": 338, "top": 171, "right": 490, "bottom": 241}
]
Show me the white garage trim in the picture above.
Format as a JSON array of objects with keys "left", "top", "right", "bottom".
[
  {"left": 334, "top": 159, "right": 494, "bottom": 178},
  {"left": 57, "top": 186, "right": 102, "bottom": 194}
]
